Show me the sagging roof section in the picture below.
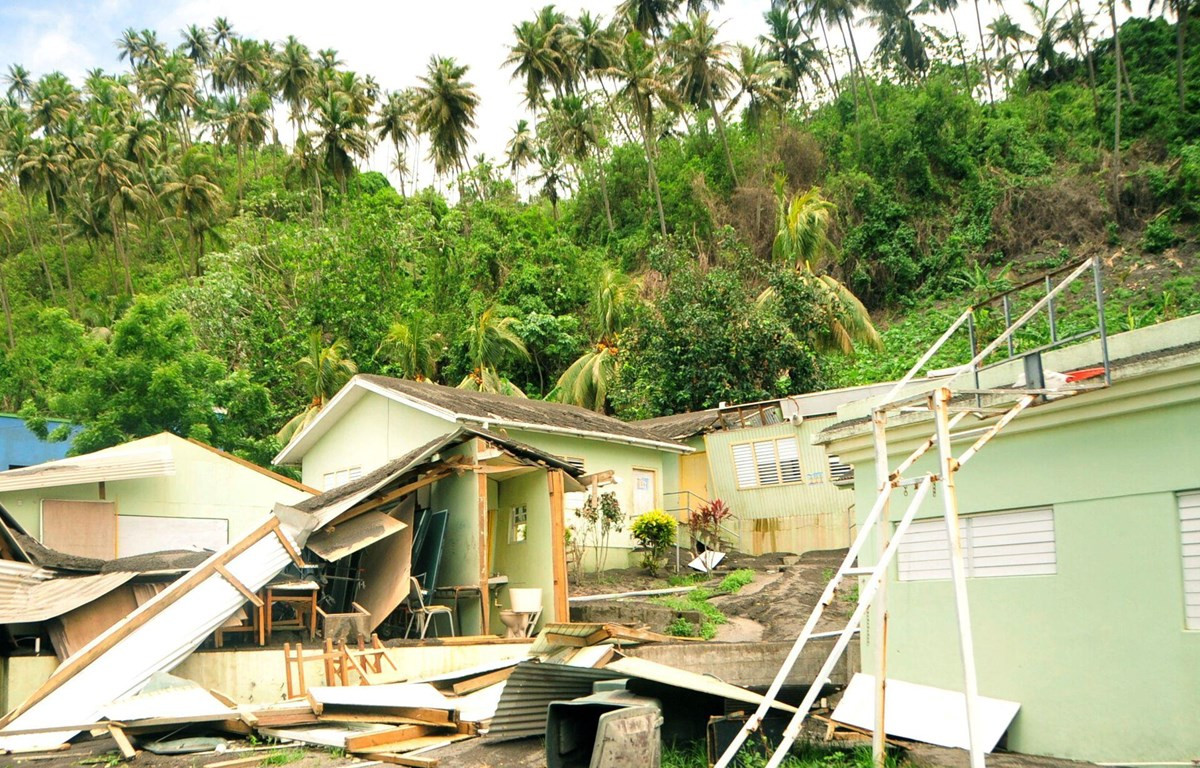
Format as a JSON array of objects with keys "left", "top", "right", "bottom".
[{"left": 275, "top": 374, "right": 690, "bottom": 465}]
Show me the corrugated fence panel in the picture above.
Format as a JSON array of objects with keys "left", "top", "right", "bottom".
[{"left": 487, "top": 661, "right": 622, "bottom": 741}]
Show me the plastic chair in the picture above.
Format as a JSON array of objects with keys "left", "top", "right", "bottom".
[{"left": 404, "top": 576, "right": 454, "bottom": 639}]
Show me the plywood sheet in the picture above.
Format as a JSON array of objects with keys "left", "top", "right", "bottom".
[
  {"left": 307, "top": 510, "right": 407, "bottom": 562},
  {"left": 355, "top": 496, "right": 415, "bottom": 632},
  {"left": 49, "top": 584, "right": 141, "bottom": 660},
  {"left": 830, "top": 673, "right": 1019, "bottom": 752},
  {"left": 42, "top": 500, "right": 116, "bottom": 559}
]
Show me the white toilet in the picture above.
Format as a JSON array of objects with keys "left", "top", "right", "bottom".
[{"left": 498, "top": 588, "right": 542, "bottom": 638}]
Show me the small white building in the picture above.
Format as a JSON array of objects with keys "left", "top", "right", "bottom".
[{"left": 0, "top": 432, "right": 314, "bottom": 559}]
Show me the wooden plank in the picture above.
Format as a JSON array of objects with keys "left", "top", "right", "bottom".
[
  {"left": 215, "top": 564, "right": 264, "bottom": 607},
  {"left": 272, "top": 526, "right": 306, "bottom": 568},
  {"left": 320, "top": 706, "right": 451, "bottom": 726},
  {"left": 107, "top": 725, "right": 136, "bottom": 760},
  {"left": 346, "top": 725, "right": 434, "bottom": 752},
  {"left": 204, "top": 754, "right": 294, "bottom": 768},
  {"left": 450, "top": 667, "right": 514, "bottom": 696},
  {"left": 547, "top": 469, "right": 569, "bottom": 622},
  {"left": 356, "top": 496, "right": 416, "bottom": 633},
  {"left": 370, "top": 754, "right": 438, "bottom": 768},
  {"left": 0, "top": 516, "right": 285, "bottom": 727},
  {"left": 476, "top": 471, "right": 489, "bottom": 634},
  {"left": 342, "top": 459, "right": 467, "bottom": 522},
  {"left": 543, "top": 632, "right": 589, "bottom": 647}
]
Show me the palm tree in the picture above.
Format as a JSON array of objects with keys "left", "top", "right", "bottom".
[
  {"left": 606, "top": 31, "right": 676, "bottom": 236},
  {"left": 0, "top": 209, "right": 17, "bottom": 346},
  {"left": 764, "top": 182, "right": 881, "bottom": 354},
  {"left": 530, "top": 141, "right": 567, "bottom": 218},
  {"left": 77, "top": 127, "right": 147, "bottom": 294},
  {"left": 211, "top": 17, "right": 235, "bottom": 52},
  {"left": 919, "top": 0, "right": 972, "bottom": 91},
  {"left": 729, "top": 44, "right": 789, "bottom": 128},
  {"left": 545, "top": 95, "right": 614, "bottom": 230},
  {"left": 278, "top": 329, "right": 358, "bottom": 443},
  {"left": 275, "top": 35, "right": 315, "bottom": 137},
  {"left": 970, "top": 0, "right": 996, "bottom": 102},
  {"left": 4, "top": 65, "right": 33, "bottom": 103},
  {"left": 760, "top": 5, "right": 829, "bottom": 103},
  {"left": 313, "top": 91, "right": 371, "bottom": 195},
  {"left": 458, "top": 305, "right": 530, "bottom": 395},
  {"left": 374, "top": 90, "right": 414, "bottom": 194},
  {"left": 555, "top": 267, "right": 640, "bottom": 412},
  {"left": 1058, "top": 3, "right": 1099, "bottom": 116},
  {"left": 988, "top": 13, "right": 1033, "bottom": 88},
  {"left": 413, "top": 56, "right": 480, "bottom": 182},
  {"left": 804, "top": 0, "right": 879, "bottom": 120},
  {"left": 668, "top": 12, "right": 738, "bottom": 185},
  {"left": 5, "top": 126, "right": 58, "bottom": 300},
  {"left": 379, "top": 310, "right": 444, "bottom": 381},
  {"left": 1107, "top": 0, "right": 1124, "bottom": 220},
  {"left": 116, "top": 28, "right": 143, "bottom": 71},
  {"left": 162, "top": 149, "right": 224, "bottom": 275},
  {"left": 19, "top": 138, "right": 77, "bottom": 313},
  {"left": 142, "top": 53, "right": 198, "bottom": 146},
  {"left": 1025, "top": 0, "right": 1066, "bottom": 76},
  {"left": 506, "top": 119, "right": 536, "bottom": 195},
  {"left": 618, "top": 0, "right": 678, "bottom": 40},
  {"left": 864, "top": 0, "right": 929, "bottom": 82}
]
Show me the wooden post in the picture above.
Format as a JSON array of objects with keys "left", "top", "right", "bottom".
[
  {"left": 548, "top": 469, "right": 569, "bottom": 623},
  {"left": 871, "top": 411, "right": 890, "bottom": 768},
  {"left": 477, "top": 471, "right": 490, "bottom": 635}
]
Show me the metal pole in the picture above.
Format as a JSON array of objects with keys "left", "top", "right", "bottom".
[
  {"left": 933, "top": 387, "right": 986, "bottom": 768},
  {"left": 1093, "top": 256, "right": 1112, "bottom": 385},
  {"left": 871, "top": 412, "right": 890, "bottom": 768},
  {"left": 1002, "top": 295, "right": 1014, "bottom": 357},
  {"left": 876, "top": 308, "right": 975, "bottom": 407},
  {"left": 968, "top": 313, "right": 981, "bottom": 409},
  {"left": 1045, "top": 275, "right": 1058, "bottom": 343}
]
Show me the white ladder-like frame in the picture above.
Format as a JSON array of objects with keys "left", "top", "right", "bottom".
[{"left": 714, "top": 256, "right": 1108, "bottom": 768}]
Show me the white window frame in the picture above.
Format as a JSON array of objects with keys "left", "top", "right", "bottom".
[
  {"left": 510, "top": 505, "right": 529, "bottom": 544},
  {"left": 323, "top": 465, "right": 363, "bottom": 491},
  {"left": 897, "top": 507, "right": 1057, "bottom": 582},
  {"left": 731, "top": 437, "right": 803, "bottom": 489},
  {"left": 1179, "top": 492, "right": 1200, "bottom": 630}
]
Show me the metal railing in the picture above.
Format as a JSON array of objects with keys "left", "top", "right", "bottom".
[{"left": 662, "top": 489, "right": 741, "bottom": 572}]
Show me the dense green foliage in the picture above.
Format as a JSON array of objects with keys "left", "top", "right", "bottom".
[{"left": 0, "top": 5, "right": 1197, "bottom": 463}]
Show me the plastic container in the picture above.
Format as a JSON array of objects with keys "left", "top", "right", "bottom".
[{"left": 509, "top": 587, "right": 543, "bottom": 613}]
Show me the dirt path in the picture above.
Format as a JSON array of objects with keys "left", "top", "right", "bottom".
[{"left": 715, "top": 548, "right": 852, "bottom": 641}]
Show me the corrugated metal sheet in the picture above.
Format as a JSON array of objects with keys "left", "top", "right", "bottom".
[
  {"left": 102, "top": 677, "right": 234, "bottom": 723},
  {"left": 604, "top": 656, "right": 796, "bottom": 712},
  {"left": 0, "top": 510, "right": 305, "bottom": 752},
  {"left": 487, "top": 660, "right": 623, "bottom": 741},
  {"left": 0, "top": 443, "right": 174, "bottom": 492},
  {"left": 0, "top": 570, "right": 136, "bottom": 623},
  {"left": 0, "top": 561, "right": 48, "bottom": 611}
]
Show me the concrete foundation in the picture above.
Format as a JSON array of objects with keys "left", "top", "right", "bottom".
[{"left": 624, "top": 637, "right": 858, "bottom": 690}]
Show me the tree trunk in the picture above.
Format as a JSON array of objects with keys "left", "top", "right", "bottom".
[
  {"left": 835, "top": 17, "right": 863, "bottom": 117},
  {"left": 1073, "top": 0, "right": 1101, "bottom": 120},
  {"left": 1177, "top": 0, "right": 1188, "bottom": 114},
  {"left": 844, "top": 19, "right": 879, "bottom": 121},
  {"left": 815, "top": 15, "right": 842, "bottom": 100},
  {"left": 1109, "top": 0, "right": 1123, "bottom": 222},
  {"left": 0, "top": 239, "right": 14, "bottom": 347},
  {"left": 972, "top": 0, "right": 996, "bottom": 103},
  {"left": 712, "top": 105, "right": 739, "bottom": 187},
  {"left": 640, "top": 112, "right": 667, "bottom": 237},
  {"left": 597, "top": 150, "right": 615, "bottom": 233},
  {"left": 22, "top": 196, "right": 57, "bottom": 302},
  {"left": 950, "top": 14, "right": 973, "bottom": 93},
  {"left": 112, "top": 208, "right": 134, "bottom": 295},
  {"left": 47, "top": 194, "right": 77, "bottom": 318},
  {"left": 393, "top": 138, "right": 407, "bottom": 196}
]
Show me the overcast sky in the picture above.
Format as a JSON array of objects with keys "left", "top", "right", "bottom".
[{"left": 0, "top": 0, "right": 1135, "bottom": 185}]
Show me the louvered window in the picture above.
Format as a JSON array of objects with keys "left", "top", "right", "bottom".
[
  {"left": 1180, "top": 492, "right": 1200, "bottom": 630},
  {"left": 898, "top": 507, "right": 1057, "bottom": 582},
  {"left": 732, "top": 438, "right": 803, "bottom": 488},
  {"left": 323, "top": 466, "right": 363, "bottom": 491},
  {"left": 828, "top": 455, "right": 854, "bottom": 483},
  {"left": 563, "top": 457, "right": 586, "bottom": 473}
]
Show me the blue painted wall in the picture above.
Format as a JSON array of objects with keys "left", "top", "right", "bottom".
[{"left": 0, "top": 415, "right": 77, "bottom": 470}]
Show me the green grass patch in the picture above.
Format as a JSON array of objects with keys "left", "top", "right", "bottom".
[
  {"left": 259, "top": 748, "right": 306, "bottom": 766},
  {"left": 667, "top": 571, "right": 709, "bottom": 587},
  {"left": 718, "top": 568, "right": 755, "bottom": 594},
  {"left": 662, "top": 740, "right": 897, "bottom": 768},
  {"left": 655, "top": 587, "right": 728, "bottom": 639}
]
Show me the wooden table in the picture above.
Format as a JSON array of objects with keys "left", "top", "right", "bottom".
[
  {"left": 432, "top": 576, "right": 508, "bottom": 635},
  {"left": 264, "top": 580, "right": 319, "bottom": 642}
]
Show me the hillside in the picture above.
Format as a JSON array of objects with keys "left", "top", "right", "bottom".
[{"left": 0, "top": 8, "right": 1197, "bottom": 468}]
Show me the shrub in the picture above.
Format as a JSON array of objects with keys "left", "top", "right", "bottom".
[
  {"left": 631, "top": 509, "right": 677, "bottom": 576},
  {"left": 665, "top": 616, "right": 699, "bottom": 637},
  {"left": 688, "top": 498, "right": 734, "bottom": 553},
  {"left": 719, "top": 568, "right": 755, "bottom": 594}
]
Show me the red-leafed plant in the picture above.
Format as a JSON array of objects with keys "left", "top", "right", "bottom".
[{"left": 688, "top": 498, "right": 733, "bottom": 553}]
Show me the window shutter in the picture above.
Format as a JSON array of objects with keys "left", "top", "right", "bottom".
[
  {"left": 1180, "top": 492, "right": 1200, "bottom": 630},
  {"left": 828, "top": 455, "right": 854, "bottom": 483},
  {"left": 732, "top": 443, "right": 756, "bottom": 488},
  {"left": 898, "top": 508, "right": 1055, "bottom": 582},
  {"left": 753, "top": 441, "right": 780, "bottom": 486},
  {"left": 777, "top": 438, "right": 803, "bottom": 484},
  {"left": 565, "top": 457, "right": 586, "bottom": 473}
]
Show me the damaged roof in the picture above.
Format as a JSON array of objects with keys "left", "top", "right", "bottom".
[
  {"left": 635, "top": 410, "right": 721, "bottom": 441},
  {"left": 275, "top": 375, "right": 689, "bottom": 465},
  {"left": 294, "top": 426, "right": 586, "bottom": 525},
  {"left": 12, "top": 531, "right": 210, "bottom": 574}
]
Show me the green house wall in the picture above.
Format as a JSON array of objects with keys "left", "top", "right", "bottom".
[
  {"left": 703, "top": 418, "right": 854, "bottom": 555},
  {"left": 836, "top": 368, "right": 1200, "bottom": 763}
]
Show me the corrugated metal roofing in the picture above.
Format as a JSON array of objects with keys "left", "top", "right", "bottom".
[
  {"left": 487, "top": 660, "right": 623, "bottom": 741},
  {"left": 0, "top": 509, "right": 307, "bottom": 752},
  {"left": 0, "top": 441, "right": 174, "bottom": 492},
  {"left": 605, "top": 656, "right": 797, "bottom": 712},
  {"left": 0, "top": 569, "right": 136, "bottom": 623}
]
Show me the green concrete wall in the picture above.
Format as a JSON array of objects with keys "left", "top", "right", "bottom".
[
  {"left": 0, "top": 435, "right": 310, "bottom": 546},
  {"left": 704, "top": 418, "right": 853, "bottom": 555},
  {"left": 493, "top": 468, "right": 555, "bottom": 633},
  {"left": 844, "top": 381, "right": 1200, "bottom": 762},
  {"left": 300, "top": 394, "right": 454, "bottom": 489},
  {"left": 504, "top": 429, "right": 671, "bottom": 560},
  {"left": 430, "top": 443, "right": 483, "bottom": 634}
]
